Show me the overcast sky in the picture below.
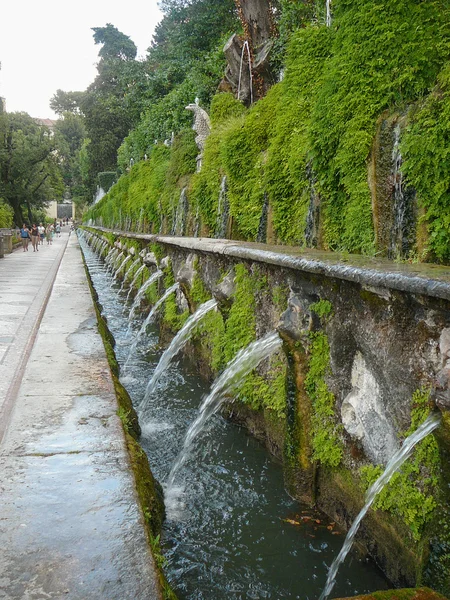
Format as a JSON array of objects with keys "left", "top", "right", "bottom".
[{"left": 0, "top": 0, "right": 163, "bottom": 118}]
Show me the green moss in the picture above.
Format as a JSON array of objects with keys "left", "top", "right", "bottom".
[
  {"left": 222, "top": 264, "right": 257, "bottom": 364},
  {"left": 402, "top": 64, "right": 450, "bottom": 263},
  {"left": 310, "top": 299, "right": 333, "bottom": 319},
  {"left": 210, "top": 92, "right": 246, "bottom": 126},
  {"left": 272, "top": 285, "right": 289, "bottom": 313},
  {"left": 360, "top": 388, "right": 440, "bottom": 541},
  {"left": 150, "top": 243, "right": 165, "bottom": 262},
  {"left": 162, "top": 261, "right": 189, "bottom": 332},
  {"left": 238, "top": 354, "right": 288, "bottom": 419},
  {"left": 190, "top": 269, "right": 211, "bottom": 306},
  {"left": 305, "top": 331, "right": 343, "bottom": 467}
]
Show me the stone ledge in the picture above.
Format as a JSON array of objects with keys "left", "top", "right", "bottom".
[
  {"left": 91, "top": 228, "right": 450, "bottom": 301},
  {"left": 333, "top": 587, "right": 448, "bottom": 599}
]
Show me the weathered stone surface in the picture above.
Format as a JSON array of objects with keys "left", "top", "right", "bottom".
[
  {"left": 144, "top": 251, "right": 158, "bottom": 266},
  {"left": 213, "top": 269, "right": 235, "bottom": 304},
  {"left": 341, "top": 352, "right": 398, "bottom": 464},
  {"left": 160, "top": 256, "right": 170, "bottom": 270},
  {"left": 278, "top": 292, "right": 313, "bottom": 343},
  {"left": 177, "top": 253, "right": 196, "bottom": 287}
]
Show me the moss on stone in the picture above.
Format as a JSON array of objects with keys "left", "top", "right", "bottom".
[
  {"left": 305, "top": 331, "right": 343, "bottom": 467},
  {"left": 222, "top": 263, "right": 257, "bottom": 364},
  {"left": 359, "top": 388, "right": 440, "bottom": 541},
  {"left": 162, "top": 260, "right": 189, "bottom": 332}
]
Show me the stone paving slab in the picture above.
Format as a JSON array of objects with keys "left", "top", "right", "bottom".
[{"left": 0, "top": 234, "right": 161, "bottom": 599}]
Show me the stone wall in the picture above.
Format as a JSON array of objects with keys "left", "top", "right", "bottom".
[{"left": 83, "top": 227, "right": 450, "bottom": 595}]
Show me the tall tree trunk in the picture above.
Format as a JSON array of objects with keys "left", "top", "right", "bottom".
[
  {"left": 222, "top": 0, "right": 277, "bottom": 104},
  {"left": 11, "top": 200, "right": 24, "bottom": 227}
]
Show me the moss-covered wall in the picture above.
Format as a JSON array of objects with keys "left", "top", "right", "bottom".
[
  {"left": 83, "top": 228, "right": 450, "bottom": 595},
  {"left": 84, "top": 0, "right": 450, "bottom": 264}
]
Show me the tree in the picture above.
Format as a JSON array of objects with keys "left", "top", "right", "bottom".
[
  {"left": 54, "top": 112, "right": 87, "bottom": 199},
  {"left": 92, "top": 23, "right": 137, "bottom": 61},
  {"left": 0, "top": 112, "right": 63, "bottom": 225},
  {"left": 79, "top": 25, "right": 143, "bottom": 197},
  {"left": 50, "top": 89, "right": 85, "bottom": 115}
]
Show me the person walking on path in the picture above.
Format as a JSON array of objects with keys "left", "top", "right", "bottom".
[
  {"left": 46, "top": 224, "right": 53, "bottom": 245},
  {"left": 20, "top": 224, "right": 30, "bottom": 252},
  {"left": 30, "top": 224, "right": 40, "bottom": 252},
  {"left": 38, "top": 223, "right": 45, "bottom": 245},
  {"left": 55, "top": 222, "right": 61, "bottom": 238}
]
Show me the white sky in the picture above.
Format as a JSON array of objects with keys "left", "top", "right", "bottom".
[{"left": 0, "top": 0, "right": 163, "bottom": 119}]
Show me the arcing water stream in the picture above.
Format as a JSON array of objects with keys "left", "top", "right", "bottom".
[
  {"left": 80, "top": 233, "right": 391, "bottom": 600},
  {"left": 319, "top": 411, "right": 442, "bottom": 600},
  {"left": 165, "top": 331, "right": 283, "bottom": 493},
  {"left": 141, "top": 298, "right": 218, "bottom": 405}
]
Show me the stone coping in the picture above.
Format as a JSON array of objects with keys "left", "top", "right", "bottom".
[
  {"left": 332, "top": 588, "right": 448, "bottom": 599},
  {"left": 89, "top": 228, "right": 450, "bottom": 301}
]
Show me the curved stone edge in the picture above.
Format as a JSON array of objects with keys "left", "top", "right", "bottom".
[
  {"left": 332, "top": 587, "right": 448, "bottom": 599},
  {"left": 80, "top": 243, "right": 175, "bottom": 600},
  {"left": 92, "top": 228, "right": 450, "bottom": 302}
]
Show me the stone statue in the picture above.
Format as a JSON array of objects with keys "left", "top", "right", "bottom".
[{"left": 185, "top": 102, "right": 211, "bottom": 172}]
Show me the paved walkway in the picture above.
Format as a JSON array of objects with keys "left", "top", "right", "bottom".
[{"left": 0, "top": 232, "right": 161, "bottom": 599}]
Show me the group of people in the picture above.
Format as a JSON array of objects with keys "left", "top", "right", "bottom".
[{"left": 19, "top": 219, "right": 69, "bottom": 252}]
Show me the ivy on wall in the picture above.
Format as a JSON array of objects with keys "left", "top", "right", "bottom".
[{"left": 85, "top": 0, "right": 450, "bottom": 263}]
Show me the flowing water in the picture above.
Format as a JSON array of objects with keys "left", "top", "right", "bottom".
[
  {"left": 165, "top": 331, "right": 283, "bottom": 494},
  {"left": 119, "top": 257, "right": 141, "bottom": 293},
  {"left": 125, "top": 283, "right": 180, "bottom": 368},
  {"left": 127, "top": 270, "right": 163, "bottom": 326},
  {"left": 141, "top": 298, "right": 218, "bottom": 406},
  {"left": 114, "top": 254, "right": 132, "bottom": 279},
  {"left": 319, "top": 412, "right": 442, "bottom": 600},
  {"left": 80, "top": 233, "right": 390, "bottom": 600},
  {"left": 125, "top": 264, "right": 147, "bottom": 304}
]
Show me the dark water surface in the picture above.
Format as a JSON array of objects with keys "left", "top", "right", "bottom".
[{"left": 80, "top": 236, "right": 390, "bottom": 600}]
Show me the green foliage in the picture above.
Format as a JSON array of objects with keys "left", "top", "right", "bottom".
[
  {"left": 82, "top": 0, "right": 450, "bottom": 264},
  {"left": 360, "top": 387, "right": 440, "bottom": 540},
  {"left": 85, "top": 146, "right": 171, "bottom": 231},
  {"left": 210, "top": 93, "right": 246, "bottom": 126},
  {"left": 310, "top": 299, "right": 333, "bottom": 318},
  {"left": 305, "top": 331, "right": 343, "bottom": 467},
  {"left": 0, "top": 200, "right": 14, "bottom": 228},
  {"left": 0, "top": 112, "right": 63, "bottom": 225},
  {"left": 265, "top": 26, "right": 331, "bottom": 244},
  {"left": 92, "top": 23, "right": 137, "bottom": 61},
  {"left": 311, "top": 0, "right": 449, "bottom": 253},
  {"left": 272, "top": 285, "right": 289, "bottom": 313},
  {"left": 87, "top": 129, "right": 198, "bottom": 232},
  {"left": 98, "top": 171, "right": 117, "bottom": 192},
  {"left": 402, "top": 64, "right": 450, "bottom": 262},
  {"left": 222, "top": 264, "right": 257, "bottom": 364},
  {"left": 238, "top": 355, "right": 288, "bottom": 419},
  {"left": 190, "top": 271, "right": 211, "bottom": 306}
]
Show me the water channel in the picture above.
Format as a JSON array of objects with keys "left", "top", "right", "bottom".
[{"left": 80, "top": 235, "right": 390, "bottom": 600}]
